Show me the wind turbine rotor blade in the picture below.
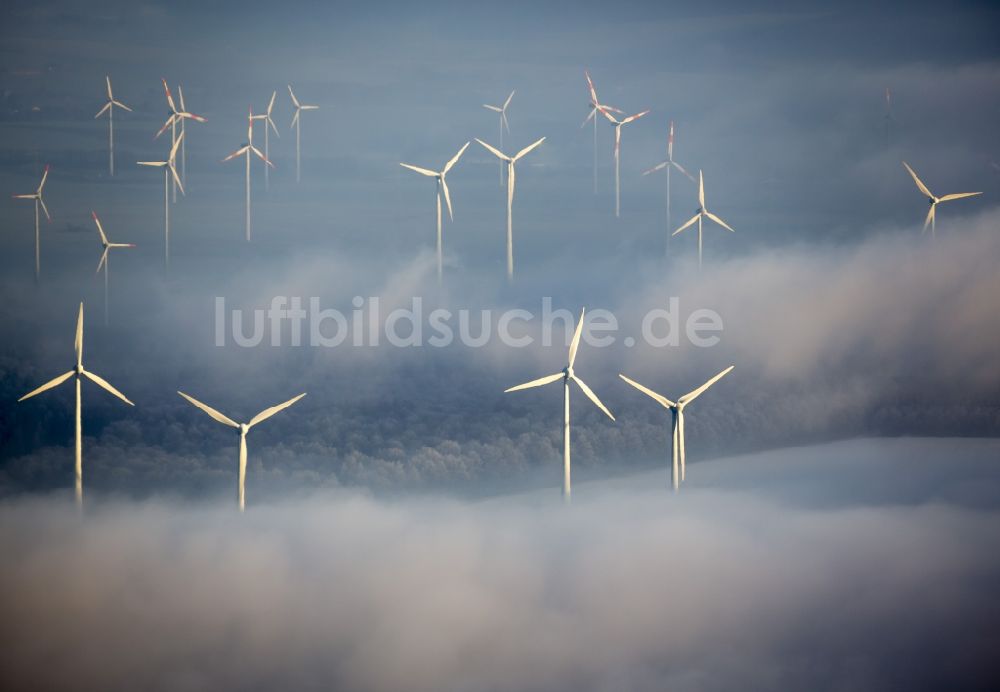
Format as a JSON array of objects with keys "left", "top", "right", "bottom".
[
  {"left": 106, "top": 75, "right": 113, "bottom": 100},
  {"left": 177, "top": 391, "right": 240, "bottom": 428},
  {"left": 698, "top": 170, "right": 705, "bottom": 208},
  {"left": 598, "top": 106, "right": 618, "bottom": 124},
  {"left": 938, "top": 192, "right": 982, "bottom": 202},
  {"left": 96, "top": 248, "right": 109, "bottom": 274},
  {"left": 268, "top": 115, "right": 280, "bottom": 137},
  {"left": 923, "top": 204, "right": 935, "bottom": 232},
  {"left": 581, "top": 108, "right": 596, "bottom": 129},
  {"left": 287, "top": 84, "right": 300, "bottom": 108},
  {"left": 441, "top": 178, "right": 454, "bottom": 221},
  {"left": 572, "top": 376, "right": 615, "bottom": 421},
  {"left": 902, "top": 162, "right": 934, "bottom": 198},
  {"left": 83, "top": 370, "right": 134, "bottom": 406},
  {"left": 169, "top": 163, "right": 185, "bottom": 195},
  {"left": 177, "top": 84, "right": 185, "bottom": 111},
  {"left": 679, "top": 366, "right": 735, "bottom": 405},
  {"left": 95, "top": 102, "right": 111, "bottom": 118},
  {"left": 475, "top": 138, "right": 508, "bottom": 161},
  {"left": 223, "top": 146, "right": 249, "bottom": 162},
  {"left": 74, "top": 303, "right": 83, "bottom": 366},
  {"left": 113, "top": 100, "right": 132, "bottom": 112},
  {"left": 251, "top": 146, "right": 273, "bottom": 167},
  {"left": 502, "top": 110, "right": 510, "bottom": 134},
  {"left": 155, "top": 115, "right": 175, "bottom": 139},
  {"left": 290, "top": 109, "right": 300, "bottom": 129},
  {"left": 39, "top": 166, "right": 49, "bottom": 192},
  {"left": 621, "top": 110, "right": 651, "bottom": 125},
  {"left": 185, "top": 113, "right": 208, "bottom": 123},
  {"left": 503, "top": 90, "right": 515, "bottom": 110},
  {"left": 162, "top": 79, "right": 176, "bottom": 112},
  {"left": 482, "top": 104, "right": 502, "bottom": 112},
  {"left": 301, "top": 105, "right": 318, "bottom": 111},
  {"left": 618, "top": 374, "right": 676, "bottom": 409},
  {"left": 267, "top": 90, "right": 276, "bottom": 114},
  {"left": 585, "top": 70, "right": 598, "bottom": 102},
  {"left": 38, "top": 197, "right": 51, "bottom": 221},
  {"left": 672, "top": 161, "right": 695, "bottom": 181},
  {"left": 504, "top": 372, "right": 564, "bottom": 392},
  {"left": 136, "top": 161, "right": 167, "bottom": 167},
  {"left": 92, "top": 211, "right": 108, "bottom": 245},
  {"left": 109, "top": 243, "right": 136, "bottom": 248},
  {"left": 247, "top": 393, "right": 307, "bottom": 428},
  {"left": 705, "top": 211, "right": 735, "bottom": 232},
  {"left": 643, "top": 161, "right": 668, "bottom": 176},
  {"left": 443, "top": 141, "right": 470, "bottom": 174},
  {"left": 673, "top": 213, "right": 701, "bottom": 236},
  {"left": 508, "top": 163, "right": 516, "bottom": 208},
  {"left": 18, "top": 370, "right": 74, "bottom": 402},
  {"left": 568, "top": 307, "right": 586, "bottom": 367},
  {"left": 399, "top": 163, "right": 438, "bottom": 177},
  {"left": 514, "top": 137, "right": 545, "bottom": 161}
]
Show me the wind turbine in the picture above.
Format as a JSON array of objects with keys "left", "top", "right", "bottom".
[
  {"left": 476, "top": 137, "right": 545, "bottom": 281},
  {"left": 155, "top": 79, "right": 206, "bottom": 202},
  {"left": 483, "top": 90, "right": 515, "bottom": 186},
  {"left": 598, "top": 105, "right": 650, "bottom": 217},
  {"left": 673, "top": 170, "right": 735, "bottom": 268},
  {"left": 251, "top": 91, "right": 280, "bottom": 191},
  {"left": 619, "top": 366, "right": 733, "bottom": 490},
  {"left": 17, "top": 303, "right": 133, "bottom": 508},
  {"left": 288, "top": 84, "right": 319, "bottom": 183},
  {"left": 137, "top": 131, "right": 184, "bottom": 267},
  {"left": 92, "top": 211, "right": 135, "bottom": 326},
  {"left": 223, "top": 108, "right": 273, "bottom": 242},
  {"left": 94, "top": 76, "right": 131, "bottom": 176},
  {"left": 11, "top": 165, "right": 50, "bottom": 282},
  {"left": 902, "top": 162, "right": 982, "bottom": 238},
  {"left": 400, "top": 141, "right": 470, "bottom": 282},
  {"left": 643, "top": 120, "right": 695, "bottom": 241},
  {"left": 505, "top": 308, "right": 615, "bottom": 503},
  {"left": 177, "top": 391, "right": 306, "bottom": 511},
  {"left": 176, "top": 84, "right": 207, "bottom": 190},
  {"left": 581, "top": 71, "right": 624, "bottom": 194}
]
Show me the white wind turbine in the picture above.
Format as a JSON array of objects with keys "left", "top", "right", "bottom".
[
  {"left": 483, "top": 90, "right": 515, "bottom": 186},
  {"left": 11, "top": 165, "right": 50, "bottom": 282},
  {"left": 505, "top": 308, "right": 615, "bottom": 502},
  {"left": 643, "top": 120, "right": 695, "bottom": 241},
  {"left": 223, "top": 108, "right": 273, "bottom": 242},
  {"left": 17, "top": 303, "right": 133, "bottom": 508},
  {"left": 92, "top": 211, "right": 136, "bottom": 326},
  {"left": 176, "top": 84, "right": 207, "bottom": 190},
  {"left": 251, "top": 91, "right": 280, "bottom": 191},
  {"left": 673, "top": 170, "right": 735, "bottom": 268},
  {"left": 155, "top": 79, "right": 206, "bottom": 203},
  {"left": 138, "top": 131, "right": 184, "bottom": 267},
  {"left": 476, "top": 137, "right": 545, "bottom": 281},
  {"left": 288, "top": 84, "right": 319, "bottom": 183},
  {"left": 400, "top": 141, "right": 470, "bottom": 282},
  {"left": 177, "top": 391, "right": 306, "bottom": 511},
  {"left": 902, "top": 162, "right": 982, "bottom": 239},
  {"left": 581, "top": 71, "right": 624, "bottom": 194},
  {"left": 94, "top": 76, "right": 131, "bottom": 176},
  {"left": 598, "top": 104, "right": 650, "bottom": 217},
  {"left": 619, "top": 366, "right": 733, "bottom": 490}
]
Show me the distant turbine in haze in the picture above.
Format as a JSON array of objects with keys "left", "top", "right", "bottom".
[
  {"left": 598, "top": 104, "right": 650, "bottom": 217},
  {"left": 476, "top": 137, "right": 545, "bottom": 281},
  {"left": 505, "top": 308, "right": 615, "bottom": 503},
  {"left": 400, "top": 141, "right": 470, "bottom": 282},
  {"left": 581, "top": 71, "right": 624, "bottom": 194},
  {"left": 619, "top": 366, "right": 733, "bottom": 490},
  {"left": 483, "top": 89, "right": 515, "bottom": 186},
  {"left": 178, "top": 391, "right": 306, "bottom": 511},
  {"left": 92, "top": 211, "right": 136, "bottom": 326},
  {"left": 94, "top": 76, "right": 131, "bottom": 176},
  {"left": 17, "top": 303, "right": 133, "bottom": 508},
  {"left": 643, "top": 120, "right": 695, "bottom": 243},
  {"left": 138, "top": 131, "right": 184, "bottom": 267},
  {"left": 11, "top": 165, "right": 50, "bottom": 282},
  {"left": 673, "top": 170, "right": 735, "bottom": 268},
  {"left": 288, "top": 84, "right": 319, "bottom": 183},
  {"left": 155, "top": 79, "right": 206, "bottom": 203},
  {"left": 902, "top": 162, "right": 982, "bottom": 238},
  {"left": 223, "top": 109, "right": 273, "bottom": 242},
  {"left": 251, "top": 91, "right": 280, "bottom": 191}
]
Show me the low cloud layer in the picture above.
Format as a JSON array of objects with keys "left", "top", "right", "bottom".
[{"left": 1, "top": 439, "right": 999, "bottom": 692}]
